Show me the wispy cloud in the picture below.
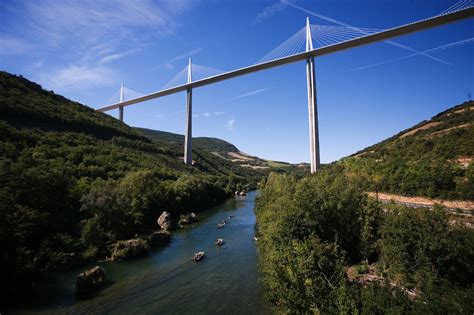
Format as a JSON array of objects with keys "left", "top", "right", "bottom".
[
  {"left": 32, "top": 59, "right": 44, "bottom": 69},
  {"left": 40, "top": 65, "right": 118, "bottom": 90},
  {"left": 0, "top": 36, "right": 30, "bottom": 55},
  {"left": 233, "top": 88, "right": 270, "bottom": 100},
  {"left": 9, "top": 0, "right": 195, "bottom": 92},
  {"left": 99, "top": 49, "right": 141, "bottom": 64},
  {"left": 254, "top": 1, "right": 288, "bottom": 24},
  {"left": 193, "top": 111, "right": 226, "bottom": 119},
  {"left": 227, "top": 117, "right": 236, "bottom": 131},
  {"left": 24, "top": 0, "right": 180, "bottom": 48},
  {"left": 162, "top": 48, "right": 202, "bottom": 69},
  {"left": 348, "top": 38, "right": 474, "bottom": 72}
]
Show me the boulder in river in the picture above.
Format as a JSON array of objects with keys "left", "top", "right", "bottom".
[
  {"left": 111, "top": 239, "right": 150, "bottom": 261},
  {"left": 76, "top": 265, "right": 106, "bottom": 295},
  {"left": 178, "top": 212, "right": 199, "bottom": 225},
  {"left": 147, "top": 230, "right": 171, "bottom": 247},
  {"left": 157, "top": 211, "right": 175, "bottom": 230}
]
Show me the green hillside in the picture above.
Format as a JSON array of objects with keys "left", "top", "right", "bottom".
[
  {"left": 256, "top": 101, "right": 474, "bottom": 313},
  {"left": 136, "top": 127, "right": 239, "bottom": 153},
  {"left": 0, "top": 71, "right": 263, "bottom": 302},
  {"left": 337, "top": 101, "right": 474, "bottom": 200},
  {"left": 136, "top": 127, "right": 306, "bottom": 173}
]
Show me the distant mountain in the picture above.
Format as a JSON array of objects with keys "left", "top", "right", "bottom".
[
  {"left": 136, "top": 128, "right": 239, "bottom": 153},
  {"left": 136, "top": 127, "right": 305, "bottom": 172},
  {"left": 336, "top": 101, "right": 473, "bottom": 200}
]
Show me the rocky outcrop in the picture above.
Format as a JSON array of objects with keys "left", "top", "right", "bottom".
[
  {"left": 157, "top": 211, "right": 174, "bottom": 230},
  {"left": 178, "top": 213, "right": 199, "bottom": 225},
  {"left": 76, "top": 266, "right": 106, "bottom": 294},
  {"left": 111, "top": 239, "right": 149, "bottom": 261},
  {"left": 147, "top": 230, "right": 171, "bottom": 247}
]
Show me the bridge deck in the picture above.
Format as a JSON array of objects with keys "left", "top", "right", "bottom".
[{"left": 97, "top": 7, "right": 473, "bottom": 112}]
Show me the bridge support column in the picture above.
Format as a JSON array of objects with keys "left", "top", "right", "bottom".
[
  {"left": 119, "top": 82, "right": 124, "bottom": 122},
  {"left": 305, "top": 17, "right": 320, "bottom": 173},
  {"left": 184, "top": 58, "right": 193, "bottom": 165},
  {"left": 119, "top": 106, "right": 124, "bottom": 122}
]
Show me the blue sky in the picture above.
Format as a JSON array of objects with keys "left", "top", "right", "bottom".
[{"left": 1, "top": 0, "right": 473, "bottom": 163}]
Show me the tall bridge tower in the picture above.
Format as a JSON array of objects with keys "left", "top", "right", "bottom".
[
  {"left": 305, "top": 17, "right": 320, "bottom": 173},
  {"left": 184, "top": 58, "right": 193, "bottom": 165}
]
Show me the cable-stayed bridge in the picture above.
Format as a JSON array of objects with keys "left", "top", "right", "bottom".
[{"left": 97, "top": 4, "right": 473, "bottom": 173}]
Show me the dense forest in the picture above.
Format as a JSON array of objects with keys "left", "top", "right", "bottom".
[
  {"left": 256, "top": 101, "right": 474, "bottom": 313},
  {"left": 338, "top": 101, "right": 474, "bottom": 200},
  {"left": 256, "top": 171, "right": 474, "bottom": 314},
  {"left": 0, "top": 71, "right": 267, "bottom": 304}
]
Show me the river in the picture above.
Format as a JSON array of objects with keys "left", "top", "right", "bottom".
[{"left": 17, "top": 191, "right": 270, "bottom": 314}]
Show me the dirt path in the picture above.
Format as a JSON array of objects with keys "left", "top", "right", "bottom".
[{"left": 367, "top": 192, "right": 474, "bottom": 211}]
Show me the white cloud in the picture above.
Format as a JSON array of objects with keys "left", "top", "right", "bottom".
[
  {"left": 194, "top": 111, "right": 226, "bottom": 119},
  {"left": 0, "top": 36, "right": 30, "bottom": 55},
  {"left": 233, "top": 88, "right": 270, "bottom": 100},
  {"left": 18, "top": 1, "right": 193, "bottom": 64},
  {"left": 32, "top": 59, "right": 44, "bottom": 69},
  {"left": 10, "top": 0, "right": 196, "bottom": 93},
  {"left": 227, "top": 117, "right": 236, "bottom": 131},
  {"left": 254, "top": 1, "right": 287, "bottom": 24},
  {"left": 163, "top": 47, "right": 202, "bottom": 69},
  {"left": 24, "top": 0, "right": 179, "bottom": 48},
  {"left": 98, "top": 49, "right": 140, "bottom": 64},
  {"left": 42, "top": 64, "right": 117, "bottom": 90}
]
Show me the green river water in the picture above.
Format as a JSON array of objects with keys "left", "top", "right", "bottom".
[{"left": 16, "top": 191, "right": 270, "bottom": 314}]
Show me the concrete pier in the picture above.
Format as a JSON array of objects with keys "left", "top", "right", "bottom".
[
  {"left": 119, "top": 82, "right": 124, "bottom": 122},
  {"left": 184, "top": 59, "right": 193, "bottom": 165},
  {"left": 306, "top": 17, "right": 320, "bottom": 173}
]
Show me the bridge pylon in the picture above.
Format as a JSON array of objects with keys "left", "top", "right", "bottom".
[
  {"left": 184, "top": 58, "right": 193, "bottom": 165},
  {"left": 305, "top": 17, "right": 320, "bottom": 173},
  {"left": 119, "top": 82, "right": 124, "bottom": 122}
]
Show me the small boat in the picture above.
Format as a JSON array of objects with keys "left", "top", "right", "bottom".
[
  {"left": 253, "top": 236, "right": 259, "bottom": 241},
  {"left": 217, "top": 223, "right": 225, "bottom": 228},
  {"left": 215, "top": 238, "right": 224, "bottom": 246},
  {"left": 192, "top": 251, "right": 205, "bottom": 261}
]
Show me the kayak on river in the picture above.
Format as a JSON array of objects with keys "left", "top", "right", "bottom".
[{"left": 192, "top": 251, "right": 205, "bottom": 261}]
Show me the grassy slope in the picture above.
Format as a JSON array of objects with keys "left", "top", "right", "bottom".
[{"left": 335, "top": 101, "right": 474, "bottom": 200}]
